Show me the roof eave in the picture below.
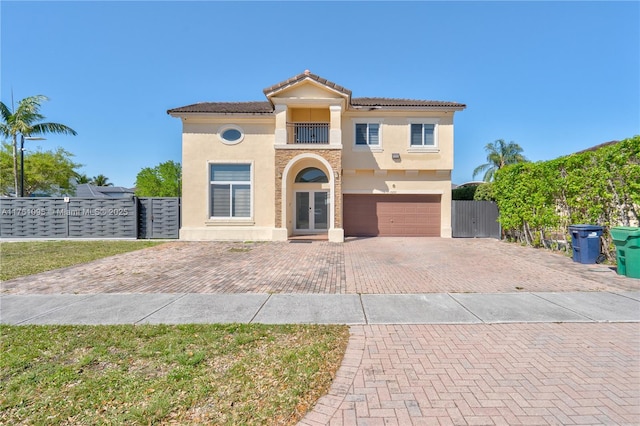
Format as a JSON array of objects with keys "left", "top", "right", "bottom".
[
  {"left": 168, "top": 112, "right": 274, "bottom": 121},
  {"left": 349, "top": 105, "right": 466, "bottom": 112}
]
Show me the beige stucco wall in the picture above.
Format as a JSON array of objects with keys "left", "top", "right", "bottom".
[
  {"left": 340, "top": 111, "right": 455, "bottom": 237},
  {"left": 341, "top": 112, "right": 454, "bottom": 171},
  {"left": 179, "top": 117, "right": 276, "bottom": 240}
]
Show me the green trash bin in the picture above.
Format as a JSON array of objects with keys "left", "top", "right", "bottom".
[{"left": 610, "top": 226, "right": 640, "bottom": 279}]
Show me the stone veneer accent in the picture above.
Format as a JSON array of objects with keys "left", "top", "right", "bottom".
[{"left": 275, "top": 149, "right": 343, "bottom": 229}]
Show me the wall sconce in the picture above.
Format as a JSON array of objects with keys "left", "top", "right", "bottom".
[
  {"left": 334, "top": 171, "right": 340, "bottom": 180},
  {"left": 392, "top": 153, "right": 401, "bottom": 160}
]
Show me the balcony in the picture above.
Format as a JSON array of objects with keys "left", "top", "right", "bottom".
[{"left": 287, "top": 122, "right": 329, "bottom": 144}]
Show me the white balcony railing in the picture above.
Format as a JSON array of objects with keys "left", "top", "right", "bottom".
[{"left": 287, "top": 122, "right": 329, "bottom": 144}]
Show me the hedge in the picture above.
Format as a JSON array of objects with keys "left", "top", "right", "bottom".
[
  {"left": 493, "top": 136, "right": 639, "bottom": 260},
  {"left": 452, "top": 186, "right": 478, "bottom": 200}
]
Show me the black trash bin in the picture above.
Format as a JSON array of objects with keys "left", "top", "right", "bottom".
[{"left": 569, "top": 225, "right": 604, "bottom": 264}]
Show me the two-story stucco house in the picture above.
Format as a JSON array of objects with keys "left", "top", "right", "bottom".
[{"left": 168, "top": 71, "right": 465, "bottom": 242}]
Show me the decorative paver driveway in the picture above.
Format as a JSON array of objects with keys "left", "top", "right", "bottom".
[
  {"left": 1, "top": 238, "right": 635, "bottom": 295},
  {"left": 303, "top": 322, "right": 639, "bottom": 426}
]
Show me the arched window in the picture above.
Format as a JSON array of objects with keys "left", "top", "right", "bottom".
[{"left": 295, "top": 167, "right": 328, "bottom": 183}]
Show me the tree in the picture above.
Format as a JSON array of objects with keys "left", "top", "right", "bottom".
[
  {"left": 0, "top": 95, "right": 77, "bottom": 196},
  {"left": 91, "top": 174, "right": 112, "bottom": 186},
  {"left": 473, "top": 139, "right": 527, "bottom": 182},
  {"left": 135, "top": 160, "right": 181, "bottom": 197},
  {"left": 0, "top": 142, "right": 81, "bottom": 196},
  {"left": 75, "top": 173, "right": 91, "bottom": 184}
]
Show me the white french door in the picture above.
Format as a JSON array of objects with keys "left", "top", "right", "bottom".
[{"left": 295, "top": 190, "right": 329, "bottom": 233}]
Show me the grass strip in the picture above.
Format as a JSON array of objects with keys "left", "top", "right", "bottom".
[
  {"left": 0, "top": 241, "right": 163, "bottom": 281},
  {"left": 0, "top": 323, "right": 349, "bottom": 425}
]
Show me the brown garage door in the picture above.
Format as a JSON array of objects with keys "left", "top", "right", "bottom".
[{"left": 343, "top": 194, "right": 441, "bottom": 237}]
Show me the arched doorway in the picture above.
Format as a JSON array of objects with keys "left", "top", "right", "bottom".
[
  {"left": 279, "top": 152, "right": 343, "bottom": 242},
  {"left": 294, "top": 167, "right": 329, "bottom": 233}
]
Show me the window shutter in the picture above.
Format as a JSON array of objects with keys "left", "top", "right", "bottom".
[
  {"left": 410, "top": 124, "right": 422, "bottom": 145},
  {"left": 423, "top": 124, "right": 435, "bottom": 146},
  {"left": 211, "top": 184, "right": 231, "bottom": 217},
  {"left": 355, "top": 123, "right": 367, "bottom": 145},
  {"left": 211, "top": 164, "right": 250, "bottom": 181},
  {"left": 232, "top": 184, "right": 251, "bottom": 217},
  {"left": 369, "top": 124, "right": 379, "bottom": 145}
]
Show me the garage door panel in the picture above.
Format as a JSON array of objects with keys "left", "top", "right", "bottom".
[{"left": 344, "top": 194, "right": 441, "bottom": 237}]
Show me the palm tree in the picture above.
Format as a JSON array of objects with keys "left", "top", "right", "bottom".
[
  {"left": 91, "top": 174, "right": 113, "bottom": 187},
  {"left": 473, "top": 139, "right": 527, "bottom": 182},
  {"left": 0, "top": 95, "right": 77, "bottom": 196},
  {"left": 75, "top": 173, "right": 91, "bottom": 184}
]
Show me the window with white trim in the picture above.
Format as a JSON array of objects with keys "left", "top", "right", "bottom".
[
  {"left": 218, "top": 125, "right": 244, "bottom": 145},
  {"left": 408, "top": 120, "right": 439, "bottom": 151},
  {"left": 210, "top": 164, "right": 251, "bottom": 218},
  {"left": 410, "top": 123, "right": 435, "bottom": 146},
  {"left": 353, "top": 119, "right": 384, "bottom": 152},
  {"left": 355, "top": 123, "right": 380, "bottom": 146}
]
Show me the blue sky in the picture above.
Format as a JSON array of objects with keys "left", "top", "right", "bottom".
[{"left": 2, "top": 1, "right": 638, "bottom": 187}]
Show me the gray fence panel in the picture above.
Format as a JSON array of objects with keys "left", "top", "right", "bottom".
[
  {"left": 1, "top": 198, "right": 138, "bottom": 239},
  {"left": 0, "top": 198, "right": 69, "bottom": 238},
  {"left": 2, "top": 197, "right": 180, "bottom": 239},
  {"left": 67, "top": 198, "right": 137, "bottom": 238},
  {"left": 138, "top": 198, "right": 180, "bottom": 239},
  {"left": 452, "top": 200, "right": 500, "bottom": 238},
  {"left": 151, "top": 198, "right": 180, "bottom": 239},
  {"left": 137, "top": 198, "right": 152, "bottom": 239}
]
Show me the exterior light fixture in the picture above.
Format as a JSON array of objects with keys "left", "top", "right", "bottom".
[{"left": 392, "top": 153, "right": 401, "bottom": 160}]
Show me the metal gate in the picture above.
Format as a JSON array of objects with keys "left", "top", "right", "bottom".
[
  {"left": 137, "top": 198, "right": 181, "bottom": 239},
  {"left": 452, "top": 200, "right": 500, "bottom": 238}
]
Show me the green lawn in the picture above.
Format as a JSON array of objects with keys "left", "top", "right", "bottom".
[
  {"left": 0, "top": 240, "right": 163, "bottom": 281},
  {"left": 1, "top": 323, "right": 349, "bottom": 425},
  {"left": 0, "top": 241, "right": 350, "bottom": 424}
]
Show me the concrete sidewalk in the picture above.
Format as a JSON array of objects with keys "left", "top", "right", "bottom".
[{"left": 2, "top": 291, "right": 639, "bottom": 325}]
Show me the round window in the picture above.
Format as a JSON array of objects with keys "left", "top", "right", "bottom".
[{"left": 218, "top": 125, "right": 244, "bottom": 144}]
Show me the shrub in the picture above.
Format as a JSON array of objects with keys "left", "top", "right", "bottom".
[
  {"left": 452, "top": 186, "right": 478, "bottom": 200},
  {"left": 473, "top": 183, "right": 495, "bottom": 201}
]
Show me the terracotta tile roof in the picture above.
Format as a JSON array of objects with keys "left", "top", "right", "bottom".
[
  {"left": 168, "top": 97, "right": 466, "bottom": 114},
  {"left": 263, "top": 70, "right": 352, "bottom": 97},
  {"left": 352, "top": 97, "right": 466, "bottom": 108},
  {"left": 168, "top": 72, "right": 466, "bottom": 114},
  {"left": 167, "top": 101, "right": 272, "bottom": 114}
]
